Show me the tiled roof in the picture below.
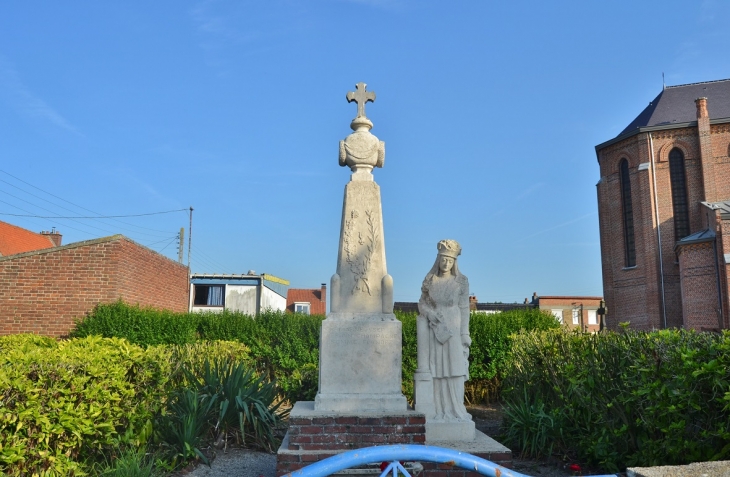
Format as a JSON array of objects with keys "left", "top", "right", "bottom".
[
  {"left": 0, "top": 220, "right": 56, "bottom": 257},
  {"left": 286, "top": 288, "right": 326, "bottom": 315},
  {"left": 619, "top": 79, "right": 730, "bottom": 137}
]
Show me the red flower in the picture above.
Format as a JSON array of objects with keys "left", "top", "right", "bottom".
[
  {"left": 380, "top": 461, "right": 389, "bottom": 472},
  {"left": 569, "top": 463, "right": 582, "bottom": 473}
]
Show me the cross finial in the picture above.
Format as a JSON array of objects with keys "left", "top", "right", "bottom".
[{"left": 346, "top": 82, "right": 376, "bottom": 118}]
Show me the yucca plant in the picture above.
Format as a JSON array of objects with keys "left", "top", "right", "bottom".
[
  {"left": 183, "top": 358, "right": 287, "bottom": 452},
  {"left": 158, "top": 388, "right": 217, "bottom": 467}
]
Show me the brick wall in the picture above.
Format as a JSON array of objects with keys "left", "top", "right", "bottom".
[
  {"left": 677, "top": 242, "right": 722, "bottom": 330},
  {"left": 0, "top": 235, "right": 189, "bottom": 337},
  {"left": 597, "top": 117, "right": 730, "bottom": 330}
]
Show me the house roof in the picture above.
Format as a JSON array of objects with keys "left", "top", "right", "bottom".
[
  {"left": 286, "top": 287, "right": 326, "bottom": 315},
  {"left": 287, "top": 288, "right": 324, "bottom": 304},
  {"left": 619, "top": 79, "right": 730, "bottom": 137},
  {"left": 0, "top": 220, "right": 56, "bottom": 257}
]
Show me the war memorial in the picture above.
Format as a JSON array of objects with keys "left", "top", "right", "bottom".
[{"left": 275, "top": 83, "right": 511, "bottom": 476}]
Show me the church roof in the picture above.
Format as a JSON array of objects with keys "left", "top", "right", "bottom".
[{"left": 619, "top": 79, "right": 730, "bottom": 137}]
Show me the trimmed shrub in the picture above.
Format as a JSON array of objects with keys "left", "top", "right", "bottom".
[
  {"left": 70, "top": 300, "right": 199, "bottom": 346},
  {"left": 501, "top": 328, "right": 730, "bottom": 471},
  {"left": 73, "top": 302, "right": 558, "bottom": 404},
  {"left": 0, "top": 335, "right": 251, "bottom": 476}
]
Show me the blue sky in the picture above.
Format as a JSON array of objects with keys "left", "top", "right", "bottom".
[{"left": 1, "top": 1, "right": 729, "bottom": 303}]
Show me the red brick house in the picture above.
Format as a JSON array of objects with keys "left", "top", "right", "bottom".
[
  {"left": 0, "top": 234, "right": 189, "bottom": 337},
  {"left": 533, "top": 295, "right": 604, "bottom": 333},
  {"left": 286, "top": 284, "right": 326, "bottom": 315},
  {"left": 596, "top": 79, "right": 730, "bottom": 330}
]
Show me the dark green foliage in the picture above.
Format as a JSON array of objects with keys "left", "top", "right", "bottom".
[
  {"left": 74, "top": 303, "right": 323, "bottom": 404},
  {"left": 398, "top": 311, "right": 418, "bottom": 400},
  {"left": 73, "top": 302, "right": 559, "bottom": 405},
  {"left": 466, "top": 308, "right": 560, "bottom": 403},
  {"left": 502, "top": 328, "right": 730, "bottom": 471},
  {"left": 159, "top": 388, "right": 217, "bottom": 467},
  {"left": 395, "top": 308, "right": 561, "bottom": 404},
  {"left": 71, "top": 300, "right": 198, "bottom": 346}
]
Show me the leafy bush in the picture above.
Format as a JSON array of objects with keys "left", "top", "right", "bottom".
[
  {"left": 0, "top": 335, "right": 167, "bottom": 476},
  {"left": 0, "top": 335, "right": 252, "bottom": 476},
  {"left": 501, "top": 328, "right": 730, "bottom": 471}
]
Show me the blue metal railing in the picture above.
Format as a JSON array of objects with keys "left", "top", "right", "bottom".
[{"left": 284, "top": 444, "right": 618, "bottom": 477}]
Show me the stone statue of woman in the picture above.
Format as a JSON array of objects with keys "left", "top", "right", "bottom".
[{"left": 416, "top": 239, "right": 472, "bottom": 424}]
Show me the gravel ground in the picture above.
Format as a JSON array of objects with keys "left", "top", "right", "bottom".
[{"left": 171, "top": 448, "right": 277, "bottom": 477}]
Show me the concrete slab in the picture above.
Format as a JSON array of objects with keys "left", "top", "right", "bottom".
[
  {"left": 425, "top": 429, "right": 510, "bottom": 455},
  {"left": 627, "top": 460, "right": 730, "bottom": 477}
]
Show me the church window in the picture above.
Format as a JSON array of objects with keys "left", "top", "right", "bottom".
[
  {"left": 619, "top": 159, "right": 636, "bottom": 267},
  {"left": 669, "top": 148, "right": 690, "bottom": 240}
]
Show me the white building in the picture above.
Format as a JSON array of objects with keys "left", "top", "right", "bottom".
[{"left": 189, "top": 273, "right": 289, "bottom": 315}]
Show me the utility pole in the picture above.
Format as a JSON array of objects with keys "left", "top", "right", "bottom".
[
  {"left": 188, "top": 207, "right": 193, "bottom": 271},
  {"left": 178, "top": 227, "right": 185, "bottom": 263}
]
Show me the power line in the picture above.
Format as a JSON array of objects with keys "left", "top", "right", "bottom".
[
  {"left": 0, "top": 208, "right": 188, "bottom": 219},
  {"left": 0, "top": 178, "right": 176, "bottom": 237},
  {"left": 0, "top": 169, "right": 185, "bottom": 234}
]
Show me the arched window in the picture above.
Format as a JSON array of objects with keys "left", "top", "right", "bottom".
[
  {"left": 619, "top": 159, "right": 636, "bottom": 267},
  {"left": 669, "top": 148, "right": 690, "bottom": 240}
]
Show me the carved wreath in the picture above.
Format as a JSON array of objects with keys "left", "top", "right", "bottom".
[{"left": 343, "top": 209, "right": 379, "bottom": 295}]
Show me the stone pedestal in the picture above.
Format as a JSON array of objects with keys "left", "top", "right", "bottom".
[{"left": 316, "top": 317, "right": 407, "bottom": 412}]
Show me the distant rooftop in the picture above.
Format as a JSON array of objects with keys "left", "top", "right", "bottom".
[
  {"left": 618, "top": 79, "right": 730, "bottom": 137},
  {"left": 0, "top": 220, "right": 57, "bottom": 257}
]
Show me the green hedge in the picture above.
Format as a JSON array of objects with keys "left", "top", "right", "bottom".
[
  {"left": 501, "top": 328, "right": 730, "bottom": 472},
  {"left": 0, "top": 335, "right": 251, "bottom": 476},
  {"left": 72, "top": 302, "right": 323, "bottom": 404},
  {"left": 72, "top": 301, "right": 559, "bottom": 404}
]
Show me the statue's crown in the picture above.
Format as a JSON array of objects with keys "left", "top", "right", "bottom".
[{"left": 437, "top": 239, "right": 461, "bottom": 258}]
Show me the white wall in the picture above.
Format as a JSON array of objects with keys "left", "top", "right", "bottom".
[
  {"left": 261, "top": 286, "right": 286, "bottom": 312},
  {"left": 225, "top": 284, "right": 259, "bottom": 316}
]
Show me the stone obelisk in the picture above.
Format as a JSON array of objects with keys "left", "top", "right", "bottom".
[{"left": 314, "top": 83, "right": 407, "bottom": 412}]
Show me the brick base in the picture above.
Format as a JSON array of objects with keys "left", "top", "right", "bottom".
[
  {"left": 277, "top": 401, "right": 426, "bottom": 475},
  {"left": 276, "top": 401, "right": 512, "bottom": 476}
]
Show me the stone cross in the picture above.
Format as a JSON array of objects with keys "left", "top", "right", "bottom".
[{"left": 346, "top": 82, "right": 376, "bottom": 118}]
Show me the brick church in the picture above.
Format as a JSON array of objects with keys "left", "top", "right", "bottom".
[{"left": 596, "top": 79, "right": 730, "bottom": 331}]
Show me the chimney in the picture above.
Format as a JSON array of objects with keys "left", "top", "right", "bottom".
[
  {"left": 695, "top": 97, "right": 716, "bottom": 201},
  {"left": 321, "top": 283, "right": 327, "bottom": 305},
  {"left": 40, "top": 228, "right": 62, "bottom": 247},
  {"left": 695, "top": 97, "right": 708, "bottom": 119},
  {"left": 469, "top": 295, "right": 477, "bottom": 311}
]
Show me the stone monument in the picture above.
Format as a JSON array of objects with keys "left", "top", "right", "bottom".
[
  {"left": 277, "top": 84, "right": 425, "bottom": 475},
  {"left": 315, "top": 82, "right": 407, "bottom": 413},
  {"left": 414, "top": 239, "right": 476, "bottom": 441},
  {"left": 276, "top": 84, "right": 511, "bottom": 476}
]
